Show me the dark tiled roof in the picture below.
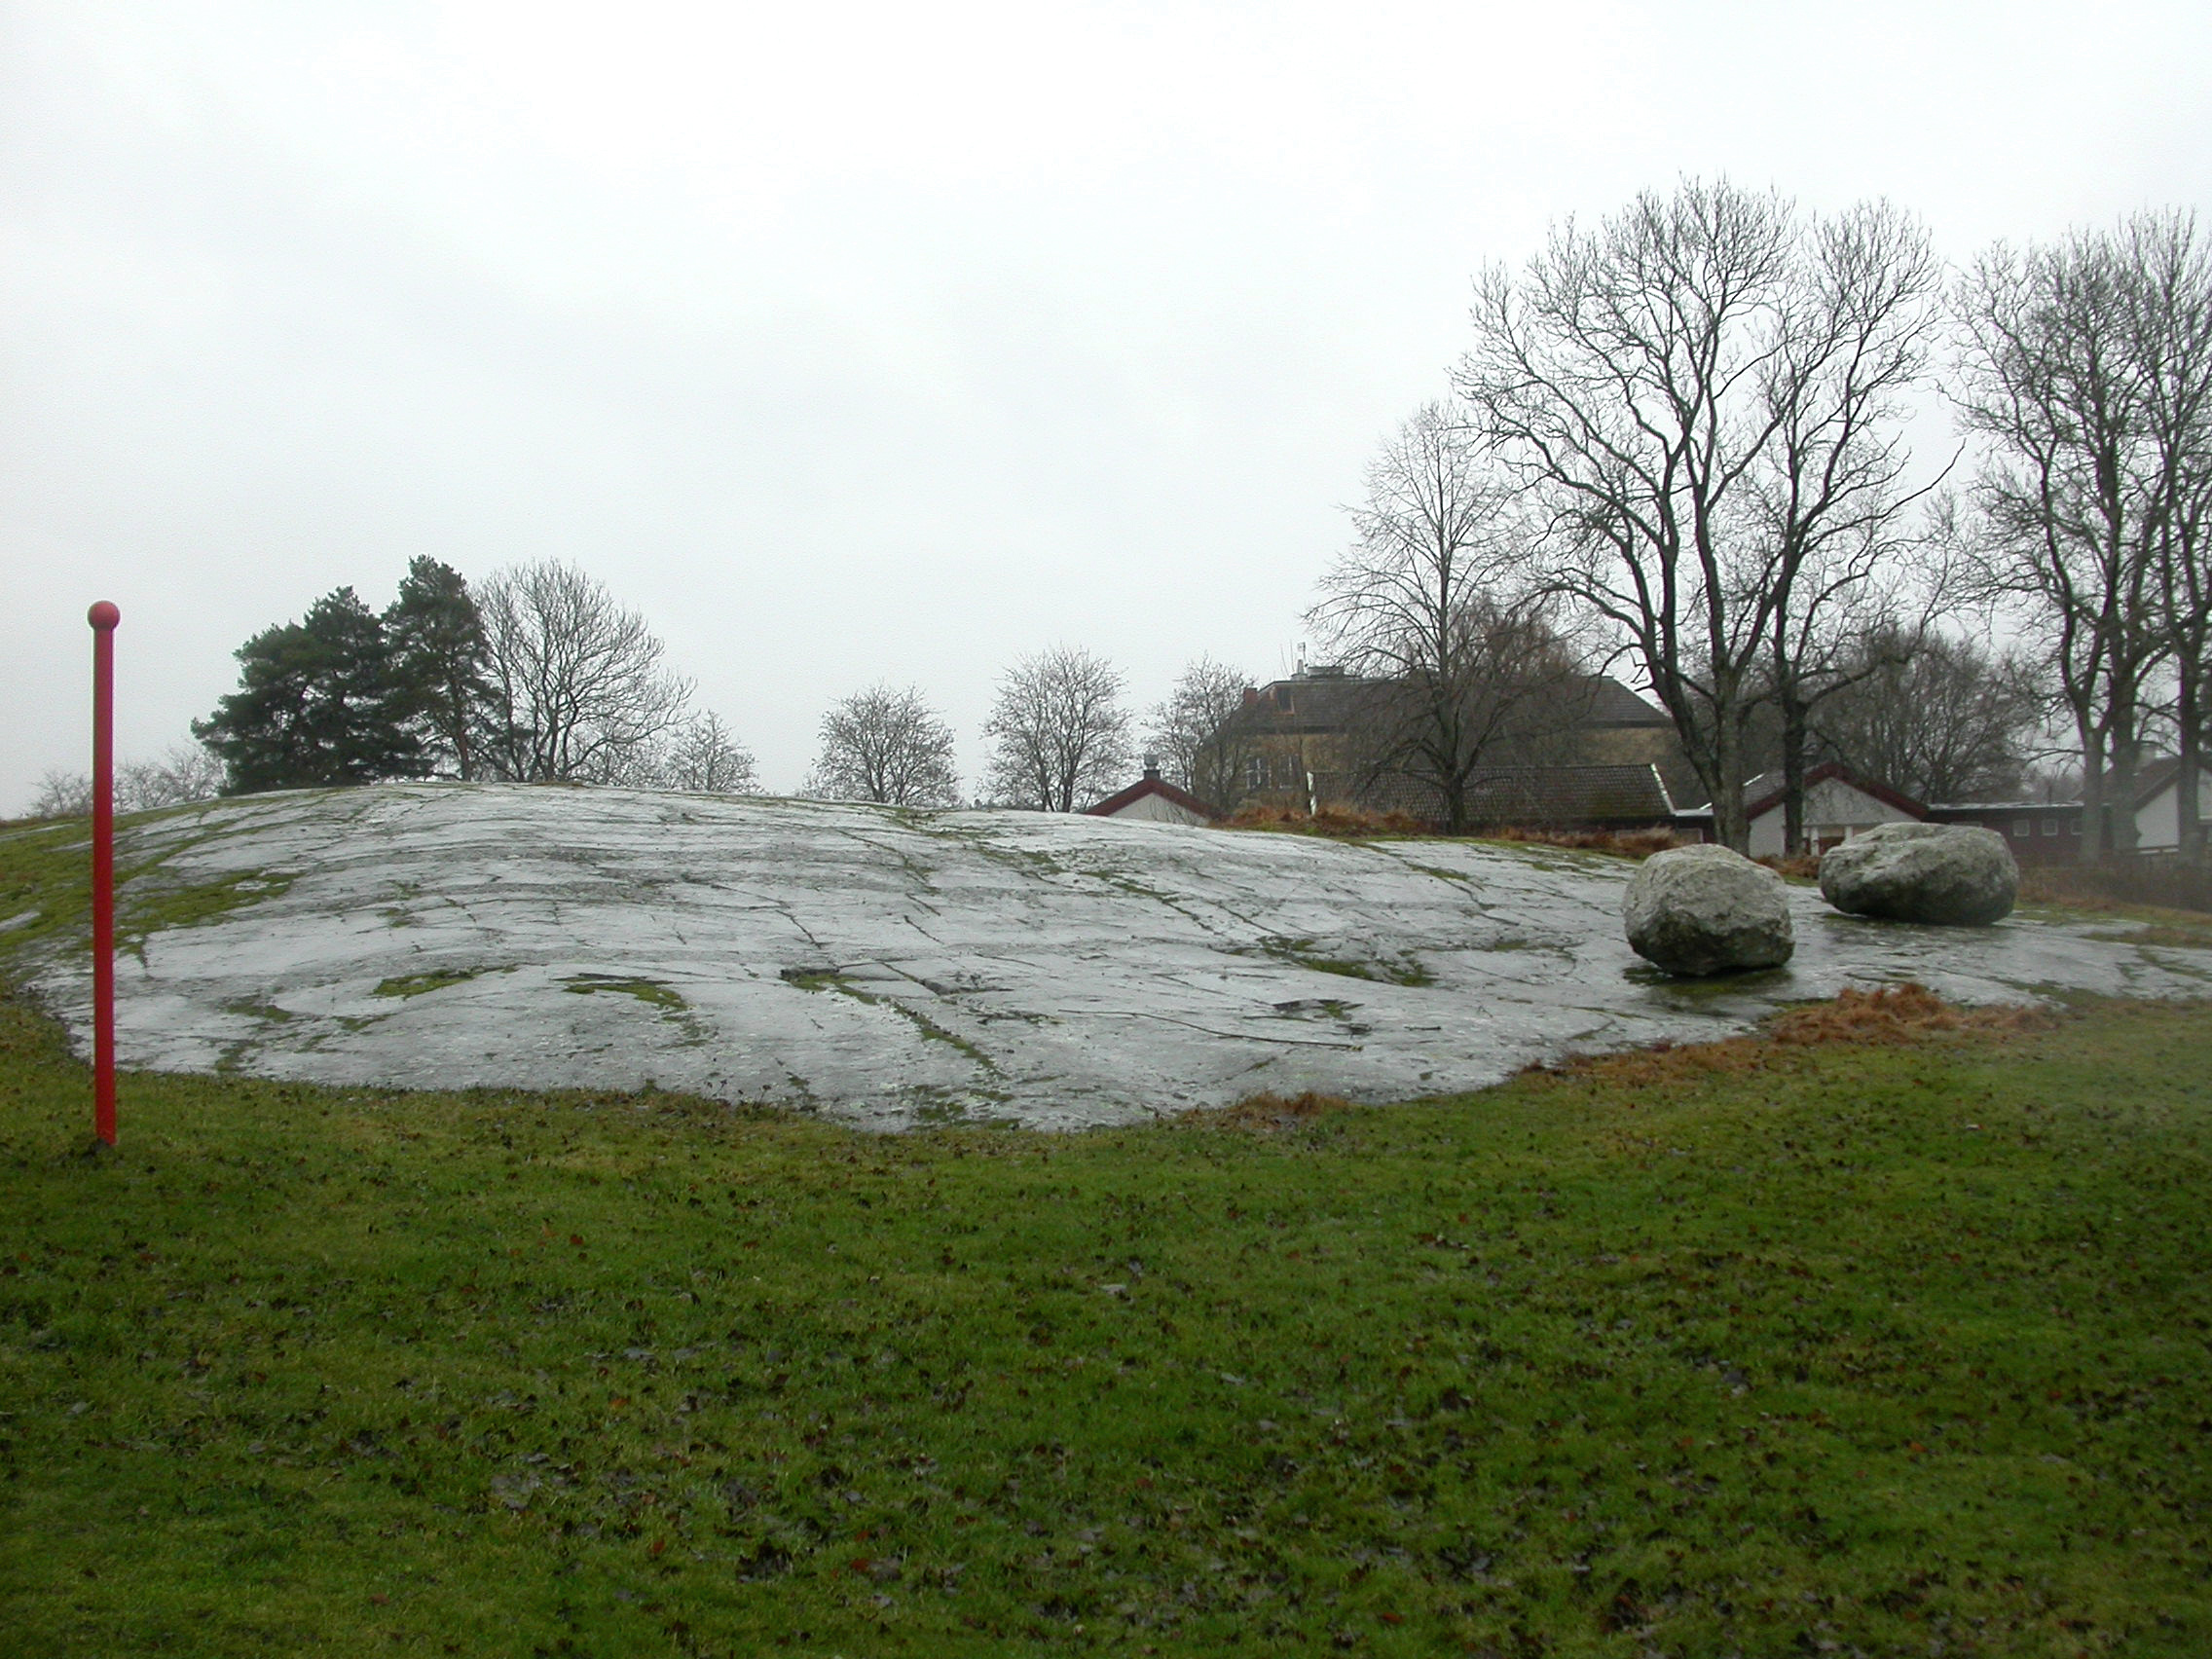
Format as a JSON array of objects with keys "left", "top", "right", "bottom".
[
  {"left": 2132, "top": 757, "right": 2184, "bottom": 805},
  {"left": 1323, "top": 764, "right": 1675, "bottom": 828},
  {"left": 1236, "top": 674, "right": 1669, "bottom": 734},
  {"left": 1235, "top": 674, "right": 1389, "bottom": 733},
  {"left": 1582, "top": 676, "right": 1672, "bottom": 727}
]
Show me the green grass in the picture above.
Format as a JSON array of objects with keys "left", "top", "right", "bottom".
[
  {"left": 0, "top": 811, "right": 294, "bottom": 963},
  {"left": 4, "top": 991, "right": 2212, "bottom": 1657},
  {"left": 378, "top": 969, "right": 503, "bottom": 1000},
  {"left": 1256, "top": 938, "right": 1437, "bottom": 988},
  {"left": 562, "top": 975, "right": 688, "bottom": 1012}
]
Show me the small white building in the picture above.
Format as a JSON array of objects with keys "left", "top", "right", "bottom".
[
  {"left": 2131, "top": 758, "right": 2212, "bottom": 853},
  {"left": 1679, "top": 762, "right": 1927, "bottom": 856},
  {"left": 1084, "top": 761, "right": 1222, "bottom": 827}
]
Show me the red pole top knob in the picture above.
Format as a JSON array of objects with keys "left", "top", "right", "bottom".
[{"left": 88, "top": 601, "right": 122, "bottom": 631}]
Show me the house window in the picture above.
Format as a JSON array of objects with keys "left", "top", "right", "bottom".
[
  {"left": 1245, "top": 756, "right": 1269, "bottom": 790},
  {"left": 2012, "top": 820, "right": 2032, "bottom": 838},
  {"left": 2044, "top": 819, "right": 2059, "bottom": 836}
]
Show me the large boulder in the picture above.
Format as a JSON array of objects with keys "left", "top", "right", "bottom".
[
  {"left": 1818, "top": 822, "right": 2017, "bottom": 926},
  {"left": 1623, "top": 844, "right": 1795, "bottom": 977}
]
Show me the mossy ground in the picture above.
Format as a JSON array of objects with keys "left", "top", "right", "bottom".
[{"left": 3, "top": 981, "right": 2210, "bottom": 1657}]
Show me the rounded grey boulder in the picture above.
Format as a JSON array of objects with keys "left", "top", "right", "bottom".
[
  {"left": 1623, "top": 844, "right": 1795, "bottom": 977},
  {"left": 1818, "top": 822, "right": 2017, "bottom": 926}
]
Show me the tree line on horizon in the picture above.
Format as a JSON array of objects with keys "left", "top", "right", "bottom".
[
  {"left": 26, "top": 181, "right": 2204, "bottom": 866},
  {"left": 24, "top": 554, "right": 1208, "bottom": 819},
  {"left": 1322, "top": 182, "right": 2207, "bottom": 862}
]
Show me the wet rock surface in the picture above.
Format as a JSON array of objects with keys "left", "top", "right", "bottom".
[
  {"left": 1820, "top": 822, "right": 2018, "bottom": 926},
  {"left": 6, "top": 785, "right": 2204, "bottom": 1129},
  {"left": 1622, "top": 844, "right": 1795, "bottom": 977}
]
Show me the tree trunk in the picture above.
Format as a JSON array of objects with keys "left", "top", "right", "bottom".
[
  {"left": 1713, "top": 715, "right": 1751, "bottom": 853},
  {"left": 449, "top": 682, "right": 474, "bottom": 782},
  {"left": 2107, "top": 708, "right": 2142, "bottom": 858},
  {"left": 2077, "top": 719, "right": 2107, "bottom": 867},
  {"left": 2178, "top": 667, "right": 2204, "bottom": 864},
  {"left": 1780, "top": 695, "right": 1809, "bottom": 858}
]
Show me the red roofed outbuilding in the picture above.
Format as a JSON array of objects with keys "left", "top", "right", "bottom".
[{"left": 1085, "top": 760, "right": 1223, "bottom": 826}]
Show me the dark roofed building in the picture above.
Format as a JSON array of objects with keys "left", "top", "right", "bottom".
[
  {"left": 1231, "top": 661, "right": 1690, "bottom": 821},
  {"left": 1922, "top": 798, "right": 2083, "bottom": 865}
]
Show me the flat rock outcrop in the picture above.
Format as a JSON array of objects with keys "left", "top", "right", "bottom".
[
  {"left": 1622, "top": 844, "right": 1796, "bottom": 977},
  {"left": 1819, "top": 822, "right": 2017, "bottom": 926},
  {"left": 1, "top": 785, "right": 2191, "bottom": 1128}
]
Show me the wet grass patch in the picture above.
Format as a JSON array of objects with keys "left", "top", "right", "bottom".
[
  {"left": 375, "top": 966, "right": 500, "bottom": 999},
  {"left": 782, "top": 970, "right": 994, "bottom": 1066},
  {"left": 562, "top": 974, "right": 687, "bottom": 1011},
  {"left": 2082, "top": 923, "right": 2212, "bottom": 952},
  {"left": 0, "top": 812, "right": 295, "bottom": 965},
  {"left": 1258, "top": 937, "right": 1437, "bottom": 988},
  {"left": 4, "top": 987, "right": 2211, "bottom": 1653}
]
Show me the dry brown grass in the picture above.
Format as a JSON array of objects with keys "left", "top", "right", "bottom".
[
  {"left": 1527, "top": 983, "right": 2051, "bottom": 1090},
  {"left": 1488, "top": 825, "right": 1685, "bottom": 860},
  {"left": 1220, "top": 810, "right": 1689, "bottom": 855},
  {"left": 2021, "top": 859, "right": 2212, "bottom": 916},
  {"left": 1764, "top": 981, "right": 2047, "bottom": 1044},
  {"left": 1756, "top": 853, "right": 1823, "bottom": 880},
  {"left": 1194, "top": 1089, "right": 1360, "bottom": 1130},
  {"left": 1200, "top": 988, "right": 2045, "bottom": 1119},
  {"left": 1221, "top": 802, "right": 1429, "bottom": 837}
]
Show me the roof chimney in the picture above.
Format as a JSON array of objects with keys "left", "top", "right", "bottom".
[{"left": 1142, "top": 752, "right": 1161, "bottom": 781}]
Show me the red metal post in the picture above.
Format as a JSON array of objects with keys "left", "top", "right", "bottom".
[{"left": 89, "top": 601, "right": 120, "bottom": 1147}]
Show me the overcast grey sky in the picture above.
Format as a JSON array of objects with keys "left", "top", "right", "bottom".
[{"left": 3, "top": 1, "right": 2207, "bottom": 809}]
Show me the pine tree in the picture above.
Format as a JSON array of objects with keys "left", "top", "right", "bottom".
[
  {"left": 384, "top": 556, "right": 492, "bottom": 779},
  {"left": 193, "top": 588, "right": 423, "bottom": 793}
]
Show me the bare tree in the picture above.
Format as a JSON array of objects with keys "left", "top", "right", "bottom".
[
  {"left": 1455, "top": 180, "right": 1942, "bottom": 850},
  {"left": 28, "top": 768, "right": 92, "bottom": 819},
  {"left": 981, "top": 646, "right": 1132, "bottom": 811},
  {"left": 475, "top": 561, "right": 692, "bottom": 784},
  {"left": 808, "top": 683, "right": 962, "bottom": 806},
  {"left": 2128, "top": 214, "right": 2212, "bottom": 863},
  {"left": 657, "top": 711, "right": 760, "bottom": 793},
  {"left": 1812, "top": 626, "right": 2046, "bottom": 803},
  {"left": 1951, "top": 212, "right": 2212, "bottom": 863},
  {"left": 119, "top": 743, "right": 228, "bottom": 809},
  {"left": 1753, "top": 206, "right": 1949, "bottom": 850},
  {"left": 1144, "top": 657, "right": 1258, "bottom": 813},
  {"left": 27, "top": 744, "right": 227, "bottom": 819},
  {"left": 1308, "top": 404, "right": 1586, "bottom": 831}
]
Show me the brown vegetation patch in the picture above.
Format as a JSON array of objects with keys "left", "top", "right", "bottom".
[
  {"left": 1194, "top": 1089, "right": 1359, "bottom": 1130},
  {"left": 1756, "top": 853, "right": 1823, "bottom": 879},
  {"left": 1221, "top": 809, "right": 1687, "bottom": 856},
  {"left": 1491, "top": 825, "right": 1685, "bottom": 860},
  {"left": 2082, "top": 922, "right": 2212, "bottom": 951},
  {"left": 1222, "top": 802, "right": 1428, "bottom": 838},
  {"left": 1765, "top": 981, "right": 2046, "bottom": 1044},
  {"left": 2021, "top": 860, "right": 2212, "bottom": 916},
  {"left": 1530, "top": 983, "right": 2050, "bottom": 1090}
]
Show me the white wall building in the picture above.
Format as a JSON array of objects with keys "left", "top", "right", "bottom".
[{"left": 2132, "top": 759, "right": 2212, "bottom": 853}]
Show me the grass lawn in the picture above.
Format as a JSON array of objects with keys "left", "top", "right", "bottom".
[{"left": 2, "top": 986, "right": 2209, "bottom": 1657}]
